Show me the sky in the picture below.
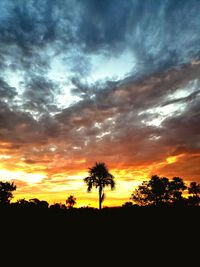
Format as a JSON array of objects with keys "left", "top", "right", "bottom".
[{"left": 0, "top": 0, "right": 200, "bottom": 207}]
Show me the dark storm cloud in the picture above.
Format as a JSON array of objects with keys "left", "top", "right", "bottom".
[
  {"left": 1, "top": 0, "right": 200, "bottom": 74},
  {"left": 0, "top": 78, "right": 17, "bottom": 100},
  {"left": 22, "top": 75, "right": 59, "bottom": 113},
  {"left": 0, "top": 0, "right": 59, "bottom": 49},
  {"left": 58, "top": 62, "right": 200, "bottom": 128},
  {"left": 0, "top": 101, "right": 38, "bottom": 145},
  {"left": 0, "top": 0, "right": 200, "bottom": 113},
  {"left": 1, "top": 0, "right": 129, "bottom": 53},
  {"left": 161, "top": 97, "right": 200, "bottom": 153},
  {"left": 76, "top": 0, "right": 131, "bottom": 53},
  {"left": 0, "top": 100, "right": 60, "bottom": 147},
  {"left": 76, "top": 0, "right": 200, "bottom": 74},
  {"left": 39, "top": 113, "right": 61, "bottom": 138},
  {"left": 0, "top": 101, "right": 33, "bottom": 131}
]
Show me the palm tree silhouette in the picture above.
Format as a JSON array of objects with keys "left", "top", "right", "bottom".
[
  {"left": 84, "top": 162, "right": 115, "bottom": 210},
  {"left": 66, "top": 195, "right": 76, "bottom": 209}
]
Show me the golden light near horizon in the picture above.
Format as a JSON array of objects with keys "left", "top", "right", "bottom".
[{"left": 0, "top": 169, "right": 46, "bottom": 184}]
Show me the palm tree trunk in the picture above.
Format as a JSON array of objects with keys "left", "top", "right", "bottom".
[{"left": 99, "top": 185, "right": 102, "bottom": 210}]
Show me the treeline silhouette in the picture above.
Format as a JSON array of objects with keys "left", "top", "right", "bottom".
[
  {"left": 0, "top": 171, "right": 199, "bottom": 213},
  {"left": 1, "top": 168, "right": 200, "bottom": 249},
  {"left": 131, "top": 175, "right": 200, "bottom": 207},
  {"left": 1, "top": 168, "right": 198, "bottom": 264},
  {"left": 0, "top": 161, "right": 200, "bottom": 236},
  {"left": 1, "top": 175, "right": 200, "bottom": 210},
  {"left": 1, "top": 161, "right": 200, "bottom": 211}
]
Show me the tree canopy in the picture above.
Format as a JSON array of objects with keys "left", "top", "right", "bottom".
[
  {"left": 131, "top": 175, "right": 200, "bottom": 207},
  {"left": 0, "top": 181, "right": 16, "bottom": 205}
]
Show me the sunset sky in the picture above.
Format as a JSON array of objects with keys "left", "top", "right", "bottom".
[{"left": 0, "top": 0, "right": 200, "bottom": 207}]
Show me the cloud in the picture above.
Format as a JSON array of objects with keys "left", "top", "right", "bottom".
[
  {"left": 0, "top": 78, "right": 17, "bottom": 100},
  {"left": 1, "top": 0, "right": 200, "bottom": 77},
  {"left": 22, "top": 75, "right": 58, "bottom": 114},
  {"left": 1, "top": 61, "right": 199, "bottom": 171},
  {"left": 152, "top": 154, "right": 200, "bottom": 182},
  {"left": 51, "top": 62, "right": 200, "bottom": 171},
  {"left": 161, "top": 96, "right": 200, "bottom": 154}
]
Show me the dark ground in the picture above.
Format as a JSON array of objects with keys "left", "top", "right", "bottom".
[{"left": 0, "top": 206, "right": 199, "bottom": 263}]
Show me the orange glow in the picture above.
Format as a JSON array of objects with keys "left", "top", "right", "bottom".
[
  {"left": 2, "top": 162, "right": 154, "bottom": 207},
  {"left": 0, "top": 138, "right": 200, "bottom": 208}
]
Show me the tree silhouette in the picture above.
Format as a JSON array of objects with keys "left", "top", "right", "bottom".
[
  {"left": 169, "top": 177, "right": 187, "bottom": 206},
  {"left": 187, "top": 182, "right": 200, "bottom": 206},
  {"left": 66, "top": 195, "right": 76, "bottom": 209},
  {"left": 84, "top": 162, "right": 115, "bottom": 210},
  {"left": 0, "top": 181, "right": 16, "bottom": 206},
  {"left": 131, "top": 175, "right": 187, "bottom": 207}
]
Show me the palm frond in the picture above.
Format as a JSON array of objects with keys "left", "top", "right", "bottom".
[{"left": 84, "top": 175, "right": 97, "bottom": 192}]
